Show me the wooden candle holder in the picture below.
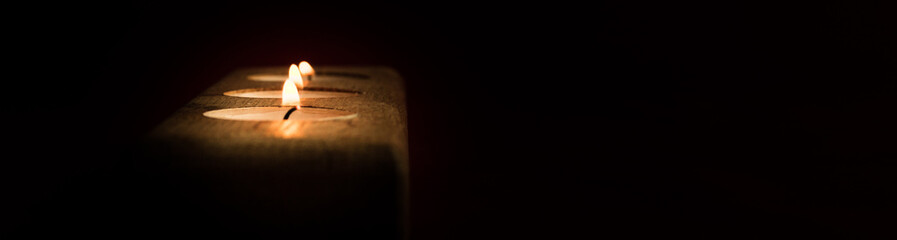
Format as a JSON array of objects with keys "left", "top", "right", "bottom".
[{"left": 138, "top": 66, "right": 407, "bottom": 238}]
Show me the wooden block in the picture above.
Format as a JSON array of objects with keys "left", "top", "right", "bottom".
[{"left": 138, "top": 66, "right": 407, "bottom": 238}]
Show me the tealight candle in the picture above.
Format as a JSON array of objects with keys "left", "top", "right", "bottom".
[
  {"left": 287, "top": 64, "right": 305, "bottom": 89},
  {"left": 248, "top": 61, "right": 316, "bottom": 83},
  {"left": 203, "top": 106, "right": 357, "bottom": 121},
  {"left": 298, "top": 61, "right": 315, "bottom": 82},
  {"left": 222, "top": 88, "right": 358, "bottom": 99},
  {"left": 246, "top": 73, "right": 369, "bottom": 82},
  {"left": 247, "top": 62, "right": 370, "bottom": 82}
]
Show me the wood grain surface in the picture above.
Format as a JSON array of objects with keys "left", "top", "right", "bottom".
[{"left": 139, "top": 66, "right": 407, "bottom": 238}]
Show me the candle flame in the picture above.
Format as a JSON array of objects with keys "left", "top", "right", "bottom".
[
  {"left": 282, "top": 75, "right": 301, "bottom": 109},
  {"left": 298, "top": 61, "right": 315, "bottom": 76},
  {"left": 288, "top": 64, "right": 304, "bottom": 89}
]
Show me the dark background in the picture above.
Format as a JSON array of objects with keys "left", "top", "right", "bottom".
[{"left": 5, "top": 1, "right": 895, "bottom": 238}]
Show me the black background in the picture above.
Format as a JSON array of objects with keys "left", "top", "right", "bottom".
[{"left": 4, "top": 1, "right": 896, "bottom": 238}]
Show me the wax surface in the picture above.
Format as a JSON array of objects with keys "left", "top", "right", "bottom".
[
  {"left": 203, "top": 106, "right": 357, "bottom": 121},
  {"left": 223, "top": 89, "right": 358, "bottom": 99}
]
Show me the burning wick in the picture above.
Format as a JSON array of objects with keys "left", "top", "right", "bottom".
[
  {"left": 282, "top": 64, "right": 303, "bottom": 119},
  {"left": 283, "top": 107, "right": 298, "bottom": 119},
  {"left": 288, "top": 64, "right": 304, "bottom": 89},
  {"left": 282, "top": 65, "right": 302, "bottom": 108},
  {"left": 298, "top": 61, "right": 315, "bottom": 82}
]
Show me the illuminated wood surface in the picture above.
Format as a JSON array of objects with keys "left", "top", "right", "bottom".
[{"left": 139, "top": 66, "right": 407, "bottom": 238}]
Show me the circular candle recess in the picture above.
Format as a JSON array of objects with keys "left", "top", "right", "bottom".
[
  {"left": 223, "top": 87, "right": 360, "bottom": 99},
  {"left": 247, "top": 74, "right": 291, "bottom": 82},
  {"left": 203, "top": 106, "right": 357, "bottom": 121},
  {"left": 247, "top": 72, "right": 370, "bottom": 82}
]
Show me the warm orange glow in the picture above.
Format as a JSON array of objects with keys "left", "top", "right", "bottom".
[
  {"left": 288, "top": 64, "right": 304, "bottom": 89},
  {"left": 271, "top": 120, "right": 311, "bottom": 138},
  {"left": 282, "top": 76, "right": 301, "bottom": 109},
  {"left": 298, "top": 61, "right": 315, "bottom": 76}
]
